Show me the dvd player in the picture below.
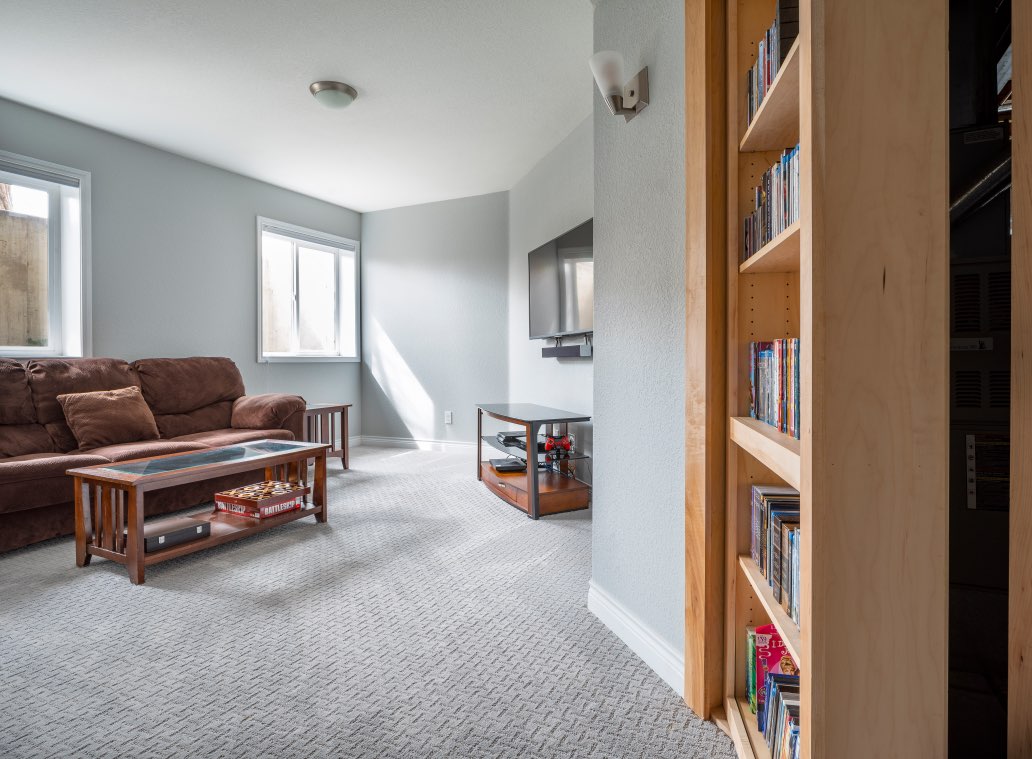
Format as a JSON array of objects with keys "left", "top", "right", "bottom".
[{"left": 490, "top": 458, "right": 527, "bottom": 473}]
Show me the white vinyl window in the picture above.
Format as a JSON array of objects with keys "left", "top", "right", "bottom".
[
  {"left": 257, "top": 217, "right": 359, "bottom": 362},
  {"left": 0, "top": 151, "right": 91, "bottom": 357}
]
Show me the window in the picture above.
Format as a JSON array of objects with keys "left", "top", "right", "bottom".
[
  {"left": 0, "top": 151, "right": 90, "bottom": 357},
  {"left": 257, "top": 217, "right": 359, "bottom": 361}
]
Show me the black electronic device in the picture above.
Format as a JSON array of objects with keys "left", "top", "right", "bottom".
[{"left": 490, "top": 458, "right": 527, "bottom": 473}]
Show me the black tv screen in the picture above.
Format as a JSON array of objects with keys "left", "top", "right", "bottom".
[{"left": 528, "top": 219, "right": 593, "bottom": 339}]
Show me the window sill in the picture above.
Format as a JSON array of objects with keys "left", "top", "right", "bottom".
[{"left": 259, "top": 355, "right": 360, "bottom": 364}]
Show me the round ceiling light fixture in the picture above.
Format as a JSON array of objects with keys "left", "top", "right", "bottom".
[{"left": 309, "top": 80, "right": 358, "bottom": 109}]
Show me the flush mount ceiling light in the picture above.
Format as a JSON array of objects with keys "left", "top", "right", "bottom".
[
  {"left": 309, "top": 80, "right": 358, "bottom": 109},
  {"left": 589, "top": 51, "right": 649, "bottom": 122}
]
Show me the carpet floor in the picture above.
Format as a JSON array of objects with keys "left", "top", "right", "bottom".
[{"left": 0, "top": 446, "right": 735, "bottom": 758}]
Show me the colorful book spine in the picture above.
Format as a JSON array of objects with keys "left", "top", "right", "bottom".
[
  {"left": 742, "top": 145, "right": 801, "bottom": 262},
  {"left": 749, "top": 338, "right": 801, "bottom": 439},
  {"left": 746, "top": 626, "right": 758, "bottom": 713}
]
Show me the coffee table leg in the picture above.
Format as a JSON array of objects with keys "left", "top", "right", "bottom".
[
  {"left": 73, "top": 477, "right": 91, "bottom": 567},
  {"left": 314, "top": 450, "right": 328, "bottom": 523},
  {"left": 126, "top": 486, "right": 145, "bottom": 585},
  {"left": 342, "top": 407, "right": 349, "bottom": 470}
]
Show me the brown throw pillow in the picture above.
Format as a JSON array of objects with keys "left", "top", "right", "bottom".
[{"left": 57, "top": 386, "right": 160, "bottom": 450}]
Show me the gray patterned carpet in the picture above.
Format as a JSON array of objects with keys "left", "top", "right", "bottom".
[{"left": 0, "top": 446, "right": 734, "bottom": 758}]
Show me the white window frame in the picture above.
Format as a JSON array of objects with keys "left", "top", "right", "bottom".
[
  {"left": 0, "top": 150, "right": 92, "bottom": 358},
  {"left": 256, "top": 216, "right": 360, "bottom": 363}
]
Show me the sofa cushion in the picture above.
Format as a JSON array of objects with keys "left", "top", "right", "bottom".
[
  {"left": 25, "top": 358, "right": 140, "bottom": 425},
  {"left": 153, "top": 400, "right": 234, "bottom": 439},
  {"left": 0, "top": 424, "right": 58, "bottom": 458},
  {"left": 231, "top": 394, "right": 307, "bottom": 430},
  {"left": 0, "top": 453, "right": 110, "bottom": 515},
  {"left": 132, "top": 357, "right": 245, "bottom": 415},
  {"left": 25, "top": 358, "right": 140, "bottom": 451},
  {"left": 77, "top": 440, "right": 209, "bottom": 462},
  {"left": 170, "top": 428, "right": 293, "bottom": 448},
  {"left": 0, "top": 359, "right": 36, "bottom": 424},
  {"left": 58, "top": 386, "right": 160, "bottom": 450}
]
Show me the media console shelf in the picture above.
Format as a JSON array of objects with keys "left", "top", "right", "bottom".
[{"left": 476, "top": 403, "right": 591, "bottom": 519}]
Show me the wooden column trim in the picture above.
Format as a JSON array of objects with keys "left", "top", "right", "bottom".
[
  {"left": 1011, "top": 2, "right": 1032, "bottom": 754},
  {"left": 684, "top": 0, "right": 727, "bottom": 718}
]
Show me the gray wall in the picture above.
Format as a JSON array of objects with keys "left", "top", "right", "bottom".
[
  {"left": 507, "top": 115, "right": 594, "bottom": 471},
  {"left": 592, "top": 0, "right": 686, "bottom": 650},
  {"left": 361, "top": 193, "right": 509, "bottom": 444},
  {"left": 0, "top": 97, "right": 363, "bottom": 430}
]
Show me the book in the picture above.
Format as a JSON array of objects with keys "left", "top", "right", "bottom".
[
  {"left": 770, "top": 510, "right": 800, "bottom": 602},
  {"left": 755, "top": 623, "right": 800, "bottom": 726},
  {"left": 742, "top": 146, "right": 801, "bottom": 262},
  {"left": 751, "top": 485, "right": 799, "bottom": 583},
  {"left": 746, "top": 626, "right": 758, "bottom": 713},
  {"left": 749, "top": 338, "right": 801, "bottom": 438}
]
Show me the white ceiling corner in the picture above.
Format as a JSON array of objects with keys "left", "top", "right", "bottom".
[{"left": 0, "top": 1, "right": 594, "bottom": 212}]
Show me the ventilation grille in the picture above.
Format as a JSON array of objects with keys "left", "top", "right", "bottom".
[
  {"left": 953, "top": 370, "right": 983, "bottom": 408},
  {"left": 988, "top": 271, "right": 1011, "bottom": 331},
  {"left": 989, "top": 370, "right": 1010, "bottom": 408},
  {"left": 952, "top": 273, "right": 982, "bottom": 333}
]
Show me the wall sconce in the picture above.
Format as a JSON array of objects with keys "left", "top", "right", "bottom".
[{"left": 589, "top": 51, "right": 649, "bottom": 122}]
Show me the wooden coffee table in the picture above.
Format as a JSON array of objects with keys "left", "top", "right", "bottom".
[{"left": 67, "top": 439, "right": 329, "bottom": 585}]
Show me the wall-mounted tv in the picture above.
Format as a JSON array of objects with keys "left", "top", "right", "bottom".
[{"left": 528, "top": 219, "right": 593, "bottom": 340}]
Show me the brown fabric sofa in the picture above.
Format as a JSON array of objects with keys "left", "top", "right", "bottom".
[{"left": 0, "top": 356, "right": 306, "bottom": 553}]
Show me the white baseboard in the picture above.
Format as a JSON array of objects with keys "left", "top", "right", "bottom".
[
  {"left": 587, "top": 580, "right": 684, "bottom": 698},
  {"left": 360, "top": 435, "right": 476, "bottom": 452},
  {"left": 347, "top": 435, "right": 362, "bottom": 448}
]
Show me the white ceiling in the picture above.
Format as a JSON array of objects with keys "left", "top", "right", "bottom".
[{"left": 0, "top": 1, "right": 594, "bottom": 212}]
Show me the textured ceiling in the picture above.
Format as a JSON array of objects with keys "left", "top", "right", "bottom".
[{"left": 0, "top": 1, "right": 594, "bottom": 212}]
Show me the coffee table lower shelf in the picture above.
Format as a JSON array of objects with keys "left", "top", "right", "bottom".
[{"left": 141, "top": 506, "right": 323, "bottom": 565}]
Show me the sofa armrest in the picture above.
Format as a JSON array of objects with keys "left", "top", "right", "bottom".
[{"left": 231, "top": 394, "right": 306, "bottom": 436}]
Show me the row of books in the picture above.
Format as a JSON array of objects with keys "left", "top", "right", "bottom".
[
  {"left": 745, "top": 1, "right": 799, "bottom": 125},
  {"left": 746, "top": 623, "right": 800, "bottom": 758},
  {"left": 749, "top": 338, "right": 801, "bottom": 440},
  {"left": 750, "top": 484, "right": 801, "bottom": 625},
  {"left": 742, "top": 145, "right": 800, "bottom": 262}
]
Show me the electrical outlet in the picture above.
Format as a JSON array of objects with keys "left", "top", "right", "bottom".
[{"left": 444, "top": 411, "right": 453, "bottom": 425}]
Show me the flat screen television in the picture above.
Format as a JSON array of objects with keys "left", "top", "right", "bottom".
[{"left": 528, "top": 219, "right": 593, "bottom": 339}]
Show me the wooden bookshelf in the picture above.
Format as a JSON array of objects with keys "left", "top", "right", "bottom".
[
  {"left": 738, "top": 222, "right": 800, "bottom": 274},
  {"left": 715, "top": 0, "right": 949, "bottom": 756},
  {"left": 738, "top": 555, "right": 801, "bottom": 663},
  {"left": 729, "top": 417, "right": 800, "bottom": 490},
  {"left": 738, "top": 38, "right": 799, "bottom": 153},
  {"left": 728, "top": 695, "right": 771, "bottom": 759}
]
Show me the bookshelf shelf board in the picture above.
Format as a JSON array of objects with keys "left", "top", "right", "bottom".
[
  {"left": 738, "top": 555, "right": 803, "bottom": 665},
  {"left": 739, "top": 222, "right": 801, "bottom": 274},
  {"left": 726, "top": 695, "right": 770, "bottom": 759},
  {"left": 729, "top": 417, "right": 801, "bottom": 490},
  {"left": 739, "top": 38, "right": 801, "bottom": 154}
]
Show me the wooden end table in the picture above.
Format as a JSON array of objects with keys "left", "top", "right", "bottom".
[
  {"left": 304, "top": 403, "right": 351, "bottom": 469},
  {"left": 67, "top": 439, "right": 329, "bottom": 585}
]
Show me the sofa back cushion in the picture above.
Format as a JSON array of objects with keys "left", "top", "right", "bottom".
[
  {"left": 0, "top": 424, "right": 58, "bottom": 458},
  {"left": 25, "top": 358, "right": 141, "bottom": 451},
  {"left": 132, "top": 357, "right": 245, "bottom": 437},
  {"left": 57, "top": 386, "right": 160, "bottom": 450},
  {"left": 0, "top": 359, "right": 37, "bottom": 425}
]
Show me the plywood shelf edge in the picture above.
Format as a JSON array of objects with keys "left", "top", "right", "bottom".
[
  {"left": 739, "top": 39, "right": 801, "bottom": 153},
  {"left": 738, "top": 555, "right": 803, "bottom": 666},
  {"left": 729, "top": 417, "right": 801, "bottom": 490},
  {"left": 739, "top": 222, "right": 801, "bottom": 274}
]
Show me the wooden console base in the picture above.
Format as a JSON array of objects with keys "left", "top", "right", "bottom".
[{"left": 479, "top": 461, "right": 589, "bottom": 517}]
